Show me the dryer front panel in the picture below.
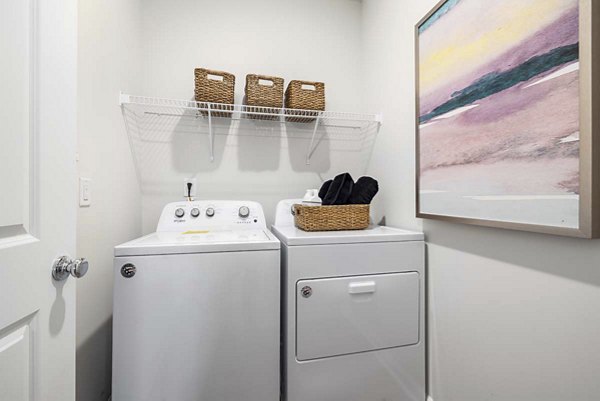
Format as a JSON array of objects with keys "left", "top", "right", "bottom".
[{"left": 296, "top": 272, "right": 420, "bottom": 361}]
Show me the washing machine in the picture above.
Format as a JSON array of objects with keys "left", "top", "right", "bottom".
[
  {"left": 112, "top": 200, "right": 280, "bottom": 401},
  {"left": 272, "top": 199, "right": 426, "bottom": 401}
]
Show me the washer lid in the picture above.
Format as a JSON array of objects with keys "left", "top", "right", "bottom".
[
  {"left": 271, "top": 225, "right": 424, "bottom": 246},
  {"left": 114, "top": 229, "right": 280, "bottom": 256}
]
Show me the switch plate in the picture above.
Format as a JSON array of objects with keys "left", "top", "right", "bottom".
[{"left": 79, "top": 177, "right": 91, "bottom": 206}]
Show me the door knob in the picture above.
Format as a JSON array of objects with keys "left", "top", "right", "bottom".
[{"left": 52, "top": 256, "right": 89, "bottom": 281}]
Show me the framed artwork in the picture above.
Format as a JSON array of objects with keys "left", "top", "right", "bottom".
[{"left": 415, "top": 0, "right": 600, "bottom": 238}]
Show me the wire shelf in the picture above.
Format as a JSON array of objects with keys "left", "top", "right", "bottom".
[{"left": 119, "top": 93, "right": 382, "bottom": 184}]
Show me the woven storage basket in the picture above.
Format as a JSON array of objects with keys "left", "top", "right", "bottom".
[
  {"left": 293, "top": 204, "right": 369, "bottom": 232},
  {"left": 194, "top": 68, "right": 235, "bottom": 117},
  {"left": 245, "top": 74, "right": 284, "bottom": 120},
  {"left": 285, "top": 80, "right": 325, "bottom": 123}
]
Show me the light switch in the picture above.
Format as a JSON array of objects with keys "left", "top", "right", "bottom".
[{"left": 79, "top": 177, "right": 91, "bottom": 206}]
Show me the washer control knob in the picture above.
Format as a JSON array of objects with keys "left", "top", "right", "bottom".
[
  {"left": 190, "top": 208, "right": 200, "bottom": 218},
  {"left": 206, "top": 207, "right": 215, "bottom": 217},
  {"left": 238, "top": 206, "right": 250, "bottom": 218},
  {"left": 175, "top": 208, "right": 185, "bottom": 218}
]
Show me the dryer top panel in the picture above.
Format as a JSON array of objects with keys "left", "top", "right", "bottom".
[{"left": 271, "top": 225, "right": 424, "bottom": 246}]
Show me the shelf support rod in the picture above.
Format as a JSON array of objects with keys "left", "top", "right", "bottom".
[
  {"left": 306, "top": 114, "right": 322, "bottom": 165},
  {"left": 207, "top": 103, "right": 214, "bottom": 162}
]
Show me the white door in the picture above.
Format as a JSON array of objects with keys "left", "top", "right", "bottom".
[{"left": 0, "top": 0, "right": 78, "bottom": 401}]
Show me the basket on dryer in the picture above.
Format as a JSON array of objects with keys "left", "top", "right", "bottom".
[{"left": 292, "top": 204, "right": 369, "bottom": 232}]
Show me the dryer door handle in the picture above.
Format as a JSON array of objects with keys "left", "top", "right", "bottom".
[{"left": 348, "top": 281, "right": 376, "bottom": 294}]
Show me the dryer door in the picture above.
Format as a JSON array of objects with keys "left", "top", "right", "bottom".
[{"left": 296, "top": 272, "right": 419, "bottom": 361}]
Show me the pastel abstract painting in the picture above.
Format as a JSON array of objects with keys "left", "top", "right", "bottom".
[{"left": 417, "top": 0, "right": 580, "bottom": 229}]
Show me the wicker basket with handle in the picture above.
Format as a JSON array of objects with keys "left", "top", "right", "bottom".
[
  {"left": 244, "top": 74, "right": 284, "bottom": 120},
  {"left": 285, "top": 80, "right": 325, "bottom": 123},
  {"left": 293, "top": 204, "right": 369, "bottom": 232},
  {"left": 194, "top": 68, "right": 236, "bottom": 117}
]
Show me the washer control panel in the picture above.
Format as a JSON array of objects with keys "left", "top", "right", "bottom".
[{"left": 157, "top": 201, "right": 267, "bottom": 232}]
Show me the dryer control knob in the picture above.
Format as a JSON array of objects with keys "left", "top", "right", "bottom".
[
  {"left": 238, "top": 206, "right": 250, "bottom": 218},
  {"left": 206, "top": 207, "right": 215, "bottom": 217},
  {"left": 175, "top": 208, "right": 185, "bottom": 218},
  {"left": 190, "top": 208, "right": 200, "bottom": 218}
]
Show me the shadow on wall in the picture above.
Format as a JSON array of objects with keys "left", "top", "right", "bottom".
[
  {"left": 286, "top": 121, "right": 332, "bottom": 173},
  {"left": 122, "top": 96, "right": 380, "bottom": 198},
  {"left": 423, "top": 219, "right": 600, "bottom": 287},
  {"left": 172, "top": 109, "right": 230, "bottom": 172},
  {"left": 237, "top": 118, "right": 281, "bottom": 171},
  {"left": 168, "top": 100, "right": 334, "bottom": 175},
  {"left": 235, "top": 118, "right": 333, "bottom": 173},
  {"left": 171, "top": 114, "right": 334, "bottom": 173},
  {"left": 77, "top": 318, "right": 113, "bottom": 401}
]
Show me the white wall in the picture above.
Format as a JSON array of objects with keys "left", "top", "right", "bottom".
[
  {"left": 362, "top": 1, "right": 600, "bottom": 401},
  {"left": 75, "top": 1, "right": 600, "bottom": 400},
  {"left": 138, "top": 0, "right": 365, "bottom": 232},
  {"left": 77, "top": 1, "right": 142, "bottom": 400}
]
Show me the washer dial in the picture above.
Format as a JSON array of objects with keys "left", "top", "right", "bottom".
[
  {"left": 175, "top": 208, "right": 185, "bottom": 218},
  {"left": 238, "top": 206, "right": 250, "bottom": 218}
]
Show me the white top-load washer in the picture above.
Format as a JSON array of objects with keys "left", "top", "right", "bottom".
[
  {"left": 113, "top": 201, "right": 280, "bottom": 401},
  {"left": 272, "top": 200, "right": 426, "bottom": 401}
]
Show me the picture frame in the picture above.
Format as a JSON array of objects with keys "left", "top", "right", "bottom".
[{"left": 415, "top": 0, "right": 600, "bottom": 238}]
